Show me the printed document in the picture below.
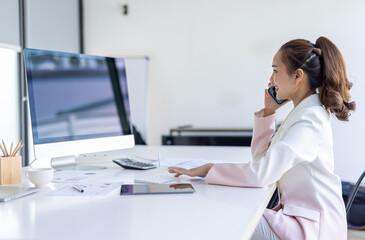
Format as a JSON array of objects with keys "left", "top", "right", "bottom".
[{"left": 47, "top": 182, "right": 121, "bottom": 196}]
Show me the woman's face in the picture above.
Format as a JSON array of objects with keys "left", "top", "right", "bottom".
[{"left": 270, "top": 51, "right": 296, "bottom": 100}]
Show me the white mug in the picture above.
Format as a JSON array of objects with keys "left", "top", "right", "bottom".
[{"left": 26, "top": 168, "right": 54, "bottom": 187}]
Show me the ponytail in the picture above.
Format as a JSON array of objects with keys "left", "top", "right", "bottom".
[
  {"left": 279, "top": 37, "right": 355, "bottom": 121},
  {"left": 315, "top": 36, "right": 355, "bottom": 121}
]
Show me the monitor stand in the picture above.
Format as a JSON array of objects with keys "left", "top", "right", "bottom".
[{"left": 51, "top": 156, "right": 106, "bottom": 171}]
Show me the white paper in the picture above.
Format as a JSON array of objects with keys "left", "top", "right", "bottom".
[
  {"left": 47, "top": 182, "right": 122, "bottom": 196},
  {"left": 52, "top": 170, "right": 111, "bottom": 183}
]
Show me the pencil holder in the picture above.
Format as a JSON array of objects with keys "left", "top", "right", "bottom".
[{"left": 0, "top": 156, "right": 22, "bottom": 185}]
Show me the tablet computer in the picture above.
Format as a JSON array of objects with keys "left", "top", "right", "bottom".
[
  {"left": 0, "top": 186, "right": 38, "bottom": 202},
  {"left": 120, "top": 183, "right": 195, "bottom": 195}
]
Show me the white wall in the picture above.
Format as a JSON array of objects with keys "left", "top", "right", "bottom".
[{"left": 83, "top": 0, "right": 365, "bottom": 182}]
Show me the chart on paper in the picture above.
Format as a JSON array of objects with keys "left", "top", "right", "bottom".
[{"left": 52, "top": 170, "right": 111, "bottom": 183}]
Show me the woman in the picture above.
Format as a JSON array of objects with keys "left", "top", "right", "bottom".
[{"left": 169, "top": 36, "right": 356, "bottom": 240}]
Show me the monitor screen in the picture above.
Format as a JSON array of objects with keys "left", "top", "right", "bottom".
[{"left": 24, "top": 48, "right": 134, "bottom": 159}]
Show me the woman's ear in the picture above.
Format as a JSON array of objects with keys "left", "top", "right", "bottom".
[{"left": 294, "top": 69, "right": 304, "bottom": 84}]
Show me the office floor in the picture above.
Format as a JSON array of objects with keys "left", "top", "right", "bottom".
[{"left": 348, "top": 229, "right": 365, "bottom": 240}]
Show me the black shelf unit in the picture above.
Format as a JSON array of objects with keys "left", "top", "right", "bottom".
[{"left": 162, "top": 128, "right": 252, "bottom": 146}]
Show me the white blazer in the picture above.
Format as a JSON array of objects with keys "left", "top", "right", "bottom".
[{"left": 206, "top": 94, "right": 347, "bottom": 239}]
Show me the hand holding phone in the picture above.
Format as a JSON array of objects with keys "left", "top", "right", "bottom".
[{"left": 268, "top": 86, "right": 288, "bottom": 104}]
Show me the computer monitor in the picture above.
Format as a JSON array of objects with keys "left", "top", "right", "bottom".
[{"left": 24, "top": 48, "right": 135, "bottom": 169}]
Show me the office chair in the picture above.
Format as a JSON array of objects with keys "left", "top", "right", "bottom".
[
  {"left": 346, "top": 170, "right": 365, "bottom": 215},
  {"left": 267, "top": 188, "right": 279, "bottom": 209},
  {"left": 268, "top": 170, "right": 365, "bottom": 213},
  {"left": 345, "top": 170, "right": 365, "bottom": 231}
]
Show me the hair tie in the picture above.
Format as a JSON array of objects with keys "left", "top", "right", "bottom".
[{"left": 313, "top": 47, "right": 322, "bottom": 56}]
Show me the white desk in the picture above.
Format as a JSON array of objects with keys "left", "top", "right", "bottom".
[{"left": 0, "top": 146, "right": 275, "bottom": 240}]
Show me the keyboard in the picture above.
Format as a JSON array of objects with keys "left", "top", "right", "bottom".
[
  {"left": 134, "top": 171, "right": 177, "bottom": 184},
  {"left": 113, "top": 158, "right": 157, "bottom": 170}
]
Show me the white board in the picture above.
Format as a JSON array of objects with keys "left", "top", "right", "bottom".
[{"left": 124, "top": 57, "right": 149, "bottom": 143}]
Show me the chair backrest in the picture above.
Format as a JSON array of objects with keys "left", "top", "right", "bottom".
[{"left": 346, "top": 170, "right": 365, "bottom": 215}]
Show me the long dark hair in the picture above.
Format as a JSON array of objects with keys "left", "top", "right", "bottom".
[{"left": 279, "top": 37, "right": 355, "bottom": 121}]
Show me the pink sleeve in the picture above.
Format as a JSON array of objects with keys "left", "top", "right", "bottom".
[
  {"left": 205, "top": 163, "right": 264, "bottom": 187},
  {"left": 205, "top": 110, "right": 321, "bottom": 188},
  {"left": 205, "top": 110, "right": 277, "bottom": 188},
  {"left": 251, "top": 109, "right": 276, "bottom": 161}
]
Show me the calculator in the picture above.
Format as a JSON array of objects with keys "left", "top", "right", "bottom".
[{"left": 112, "top": 158, "right": 157, "bottom": 170}]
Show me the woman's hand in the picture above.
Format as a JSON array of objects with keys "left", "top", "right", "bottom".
[
  {"left": 263, "top": 82, "right": 289, "bottom": 117},
  {"left": 168, "top": 163, "right": 214, "bottom": 177}
]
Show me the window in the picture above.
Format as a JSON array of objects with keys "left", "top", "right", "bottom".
[{"left": 0, "top": 46, "right": 21, "bottom": 152}]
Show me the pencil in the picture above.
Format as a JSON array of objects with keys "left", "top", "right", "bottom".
[
  {"left": 12, "top": 141, "right": 22, "bottom": 157},
  {"left": 13, "top": 141, "right": 21, "bottom": 152},
  {"left": 2, "top": 140, "right": 8, "bottom": 157},
  {"left": 10, "top": 142, "right": 13, "bottom": 156},
  {"left": 12, "top": 143, "right": 23, "bottom": 156},
  {"left": 0, "top": 144, "right": 5, "bottom": 157}
]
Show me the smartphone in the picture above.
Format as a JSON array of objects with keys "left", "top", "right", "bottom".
[{"left": 268, "top": 86, "right": 287, "bottom": 104}]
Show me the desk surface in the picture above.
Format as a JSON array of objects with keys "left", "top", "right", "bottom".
[{"left": 0, "top": 146, "right": 275, "bottom": 240}]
